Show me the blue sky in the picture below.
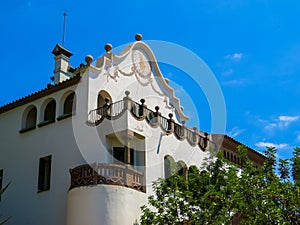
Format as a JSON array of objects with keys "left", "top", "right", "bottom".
[{"left": 1, "top": 1, "right": 300, "bottom": 159}]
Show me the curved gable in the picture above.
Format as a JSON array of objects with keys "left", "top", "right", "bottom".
[{"left": 95, "top": 41, "right": 189, "bottom": 122}]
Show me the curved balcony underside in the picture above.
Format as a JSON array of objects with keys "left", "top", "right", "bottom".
[{"left": 69, "top": 163, "right": 144, "bottom": 192}]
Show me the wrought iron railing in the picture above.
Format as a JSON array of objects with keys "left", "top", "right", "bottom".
[
  {"left": 69, "top": 163, "right": 144, "bottom": 192},
  {"left": 87, "top": 91, "right": 209, "bottom": 151},
  {"left": 87, "top": 99, "right": 125, "bottom": 125}
]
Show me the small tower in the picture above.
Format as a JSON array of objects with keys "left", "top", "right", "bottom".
[{"left": 52, "top": 44, "right": 73, "bottom": 84}]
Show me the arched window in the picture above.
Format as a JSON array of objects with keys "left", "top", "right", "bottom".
[
  {"left": 97, "top": 90, "right": 112, "bottom": 108},
  {"left": 26, "top": 107, "right": 37, "bottom": 128},
  {"left": 38, "top": 99, "right": 56, "bottom": 127},
  {"left": 164, "top": 155, "right": 175, "bottom": 179},
  {"left": 20, "top": 106, "right": 37, "bottom": 133},
  {"left": 58, "top": 92, "right": 76, "bottom": 121},
  {"left": 44, "top": 100, "right": 56, "bottom": 122},
  {"left": 177, "top": 161, "right": 188, "bottom": 180},
  {"left": 63, "top": 92, "right": 76, "bottom": 115}
]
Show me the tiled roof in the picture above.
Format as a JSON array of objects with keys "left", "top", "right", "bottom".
[
  {"left": 0, "top": 75, "right": 81, "bottom": 114},
  {"left": 223, "top": 134, "right": 266, "bottom": 159}
]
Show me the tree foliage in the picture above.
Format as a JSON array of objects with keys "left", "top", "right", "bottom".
[
  {"left": 291, "top": 147, "right": 300, "bottom": 186},
  {"left": 140, "top": 146, "right": 300, "bottom": 225}
]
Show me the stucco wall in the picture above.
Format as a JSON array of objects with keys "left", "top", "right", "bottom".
[
  {"left": 0, "top": 84, "right": 86, "bottom": 225},
  {"left": 66, "top": 185, "right": 147, "bottom": 225}
]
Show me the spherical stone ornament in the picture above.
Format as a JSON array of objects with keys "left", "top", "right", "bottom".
[
  {"left": 135, "top": 34, "right": 143, "bottom": 41},
  {"left": 125, "top": 90, "right": 130, "bottom": 97},
  {"left": 85, "top": 55, "right": 94, "bottom": 64},
  {"left": 105, "top": 43, "right": 113, "bottom": 52}
]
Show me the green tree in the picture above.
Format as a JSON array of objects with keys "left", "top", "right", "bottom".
[
  {"left": 278, "top": 159, "right": 290, "bottom": 181},
  {"left": 140, "top": 146, "right": 300, "bottom": 225},
  {"left": 291, "top": 147, "right": 300, "bottom": 186}
]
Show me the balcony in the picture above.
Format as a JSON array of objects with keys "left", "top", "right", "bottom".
[
  {"left": 69, "top": 163, "right": 144, "bottom": 192},
  {"left": 86, "top": 91, "right": 209, "bottom": 151}
]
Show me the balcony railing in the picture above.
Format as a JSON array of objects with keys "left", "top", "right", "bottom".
[
  {"left": 69, "top": 163, "right": 144, "bottom": 192},
  {"left": 87, "top": 91, "right": 209, "bottom": 151}
]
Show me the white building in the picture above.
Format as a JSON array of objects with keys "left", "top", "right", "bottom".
[{"left": 0, "top": 34, "right": 265, "bottom": 225}]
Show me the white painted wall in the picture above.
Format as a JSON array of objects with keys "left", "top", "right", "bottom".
[
  {"left": 0, "top": 41, "right": 211, "bottom": 225},
  {"left": 0, "top": 85, "right": 87, "bottom": 225},
  {"left": 66, "top": 185, "right": 147, "bottom": 225}
]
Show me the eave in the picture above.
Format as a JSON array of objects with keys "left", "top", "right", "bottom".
[{"left": 0, "top": 75, "right": 81, "bottom": 114}]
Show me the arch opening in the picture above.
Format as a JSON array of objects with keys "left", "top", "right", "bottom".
[
  {"left": 26, "top": 107, "right": 37, "bottom": 128},
  {"left": 97, "top": 90, "right": 112, "bottom": 108},
  {"left": 64, "top": 92, "right": 76, "bottom": 115},
  {"left": 164, "top": 155, "right": 175, "bottom": 179},
  {"left": 20, "top": 105, "right": 37, "bottom": 132},
  {"left": 44, "top": 100, "right": 56, "bottom": 122}
]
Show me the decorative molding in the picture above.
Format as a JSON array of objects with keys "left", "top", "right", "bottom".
[{"left": 96, "top": 41, "right": 189, "bottom": 122}]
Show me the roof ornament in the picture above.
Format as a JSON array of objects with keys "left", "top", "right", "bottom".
[
  {"left": 104, "top": 43, "right": 113, "bottom": 52},
  {"left": 135, "top": 33, "right": 143, "bottom": 41},
  {"left": 62, "top": 11, "right": 67, "bottom": 46},
  {"left": 85, "top": 55, "right": 94, "bottom": 66}
]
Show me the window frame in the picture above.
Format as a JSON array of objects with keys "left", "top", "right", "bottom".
[
  {"left": 57, "top": 92, "right": 76, "bottom": 121},
  {"left": 37, "top": 155, "right": 52, "bottom": 193},
  {"left": 20, "top": 106, "right": 37, "bottom": 133},
  {"left": 38, "top": 99, "right": 56, "bottom": 127},
  {"left": 112, "top": 147, "right": 134, "bottom": 166}
]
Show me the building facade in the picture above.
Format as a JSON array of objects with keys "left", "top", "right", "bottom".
[{"left": 0, "top": 35, "right": 265, "bottom": 225}]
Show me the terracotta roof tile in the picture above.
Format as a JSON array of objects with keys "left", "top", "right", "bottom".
[{"left": 0, "top": 75, "right": 81, "bottom": 114}]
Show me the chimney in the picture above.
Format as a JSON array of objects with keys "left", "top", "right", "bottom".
[{"left": 52, "top": 44, "right": 73, "bottom": 84}]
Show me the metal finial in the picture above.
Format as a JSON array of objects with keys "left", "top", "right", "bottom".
[{"left": 62, "top": 11, "right": 67, "bottom": 46}]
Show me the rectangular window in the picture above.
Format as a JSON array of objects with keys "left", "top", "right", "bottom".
[
  {"left": 130, "top": 148, "right": 134, "bottom": 166},
  {"left": 113, "top": 147, "right": 134, "bottom": 165},
  {"left": 113, "top": 147, "right": 125, "bottom": 164},
  {"left": 0, "top": 169, "right": 3, "bottom": 201},
  {"left": 38, "top": 155, "right": 52, "bottom": 192}
]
